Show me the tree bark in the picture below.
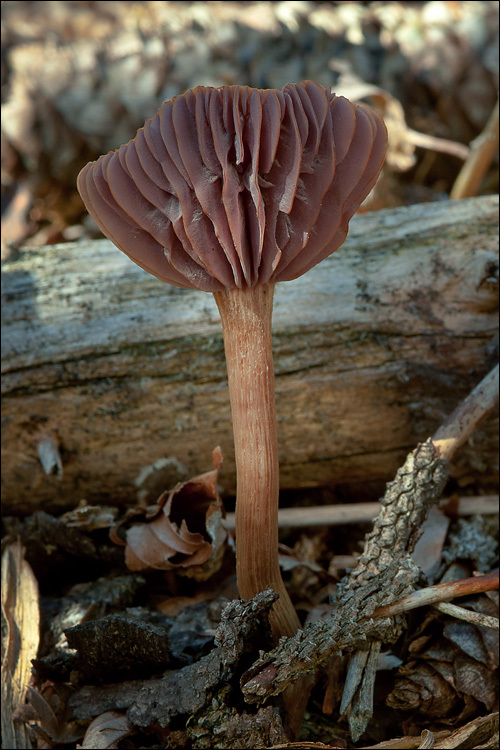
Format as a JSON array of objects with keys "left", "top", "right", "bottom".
[{"left": 2, "top": 196, "right": 498, "bottom": 515}]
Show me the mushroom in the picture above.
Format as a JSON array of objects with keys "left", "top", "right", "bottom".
[{"left": 77, "top": 81, "right": 387, "bottom": 645}]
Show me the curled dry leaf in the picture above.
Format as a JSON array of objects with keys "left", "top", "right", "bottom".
[
  {"left": 124, "top": 447, "right": 226, "bottom": 578},
  {"left": 78, "top": 711, "right": 133, "bottom": 750}
]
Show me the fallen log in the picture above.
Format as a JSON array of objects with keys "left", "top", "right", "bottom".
[{"left": 2, "top": 195, "right": 498, "bottom": 515}]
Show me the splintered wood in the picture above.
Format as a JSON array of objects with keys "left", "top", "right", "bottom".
[{"left": 1, "top": 541, "right": 40, "bottom": 750}]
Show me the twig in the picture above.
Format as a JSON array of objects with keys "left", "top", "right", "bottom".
[
  {"left": 454, "top": 495, "right": 499, "bottom": 516},
  {"left": 372, "top": 570, "right": 499, "bottom": 618},
  {"left": 406, "top": 128, "right": 470, "bottom": 161},
  {"left": 222, "top": 495, "right": 498, "bottom": 530},
  {"left": 450, "top": 98, "right": 500, "bottom": 199},
  {"left": 362, "top": 730, "right": 451, "bottom": 749},
  {"left": 334, "top": 439, "right": 449, "bottom": 740},
  {"left": 432, "top": 601, "right": 499, "bottom": 629},
  {"left": 432, "top": 363, "right": 499, "bottom": 460},
  {"left": 433, "top": 712, "right": 499, "bottom": 749}
]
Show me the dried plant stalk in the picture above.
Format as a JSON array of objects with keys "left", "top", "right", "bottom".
[{"left": 450, "top": 98, "right": 499, "bottom": 199}]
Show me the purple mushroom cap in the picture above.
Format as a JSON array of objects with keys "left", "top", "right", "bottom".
[{"left": 78, "top": 81, "right": 387, "bottom": 292}]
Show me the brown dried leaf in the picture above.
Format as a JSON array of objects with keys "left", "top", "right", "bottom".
[
  {"left": 25, "top": 686, "right": 60, "bottom": 741},
  {"left": 78, "top": 711, "right": 133, "bottom": 749},
  {"left": 386, "top": 660, "right": 462, "bottom": 717},
  {"left": 444, "top": 619, "right": 492, "bottom": 666},
  {"left": 452, "top": 652, "right": 496, "bottom": 711},
  {"left": 124, "top": 447, "right": 226, "bottom": 576},
  {"left": 25, "top": 683, "right": 83, "bottom": 745},
  {"left": 387, "top": 587, "right": 499, "bottom": 725}
]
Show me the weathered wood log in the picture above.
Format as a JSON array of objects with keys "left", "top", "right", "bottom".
[{"left": 2, "top": 196, "right": 498, "bottom": 515}]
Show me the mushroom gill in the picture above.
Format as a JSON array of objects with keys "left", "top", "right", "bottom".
[{"left": 77, "top": 81, "right": 387, "bottom": 292}]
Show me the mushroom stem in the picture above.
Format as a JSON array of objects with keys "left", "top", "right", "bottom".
[{"left": 214, "top": 283, "right": 301, "bottom": 641}]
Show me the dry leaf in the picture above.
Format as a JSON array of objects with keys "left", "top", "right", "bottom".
[
  {"left": 386, "top": 659, "right": 463, "bottom": 717},
  {"left": 387, "top": 588, "right": 499, "bottom": 721},
  {"left": 24, "top": 682, "right": 83, "bottom": 745},
  {"left": 78, "top": 710, "right": 133, "bottom": 749},
  {"left": 412, "top": 506, "right": 450, "bottom": 581},
  {"left": 124, "top": 447, "right": 226, "bottom": 578}
]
